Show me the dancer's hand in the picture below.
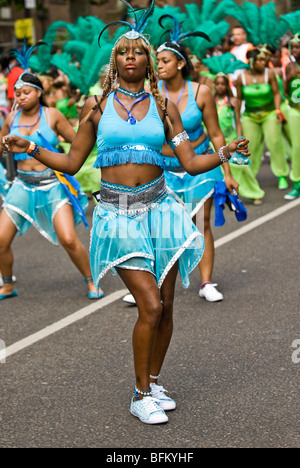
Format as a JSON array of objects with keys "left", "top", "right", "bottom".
[
  {"left": 225, "top": 174, "right": 239, "bottom": 194},
  {"left": 227, "top": 137, "right": 250, "bottom": 159},
  {"left": 2, "top": 135, "right": 30, "bottom": 154}
]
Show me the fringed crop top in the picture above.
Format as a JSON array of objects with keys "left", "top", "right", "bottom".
[
  {"left": 9, "top": 106, "right": 58, "bottom": 161},
  {"left": 94, "top": 93, "right": 165, "bottom": 169}
]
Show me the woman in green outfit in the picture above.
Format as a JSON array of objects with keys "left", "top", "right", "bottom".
[
  {"left": 214, "top": 73, "right": 265, "bottom": 203},
  {"left": 236, "top": 48, "right": 290, "bottom": 203},
  {"left": 285, "top": 34, "right": 300, "bottom": 200}
]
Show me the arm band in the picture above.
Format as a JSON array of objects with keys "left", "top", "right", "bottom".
[{"left": 168, "top": 131, "right": 189, "bottom": 151}]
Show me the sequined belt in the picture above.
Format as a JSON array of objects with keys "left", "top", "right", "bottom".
[
  {"left": 17, "top": 168, "right": 57, "bottom": 186},
  {"left": 94, "top": 172, "right": 167, "bottom": 211}
]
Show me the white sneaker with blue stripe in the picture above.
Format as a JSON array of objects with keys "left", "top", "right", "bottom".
[
  {"left": 130, "top": 396, "right": 169, "bottom": 424},
  {"left": 150, "top": 383, "right": 177, "bottom": 411}
]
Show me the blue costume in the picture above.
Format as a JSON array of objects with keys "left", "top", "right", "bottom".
[
  {"left": 3, "top": 107, "right": 88, "bottom": 244},
  {"left": 0, "top": 161, "right": 10, "bottom": 200},
  {"left": 0, "top": 163, "right": 10, "bottom": 200},
  {"left": 90, "top": 92, "right": 204, "bottom": 292},
  {"left": 159, "top": 81, "right": 224, "bottom": 218}
]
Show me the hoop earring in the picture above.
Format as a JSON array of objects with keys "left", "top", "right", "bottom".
[{"left": 147, "top": 67, "right": 151, "bottom": 82}]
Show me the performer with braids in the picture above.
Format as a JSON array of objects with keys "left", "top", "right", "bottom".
[
  {"left": 2, "top": 0, "right": 250, "bottom": 424},
  {"left": 0, "top": 45, "right": 100, "bottom": 301},
  {"left": 285, "top": 34, "right": 300, "bottom": 200},
  {"left": 154, "top": 15, "right": 239, "bottom": 303},
  {"left": 236, "top": 48, "right": 290, "bottom": 203}
]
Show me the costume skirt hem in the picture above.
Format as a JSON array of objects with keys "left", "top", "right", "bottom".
[
  {"left": 94, "top": 231, "right": 204, "bottom": 292},
  {"left": 4, "top": 199, "right": 70, "bottom": 245}
]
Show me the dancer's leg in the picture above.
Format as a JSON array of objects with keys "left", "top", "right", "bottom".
[
  {"left": 262, "top": 113, "right": 290, "bottom": 178},
  {"left": 0, "top": 209, "right": 18, "bottom": 295},
  {"left": 116, "top": 268, "right": 163, "bottom": 394},
  {"left": 196, "top": 197, "right": 214, "bottom": 283},
  {"left": 53, "top": 204, "right": 97, "bottom": 294},
  {"left": 150, "top": 262, "right": 179, "bottom": 382}
]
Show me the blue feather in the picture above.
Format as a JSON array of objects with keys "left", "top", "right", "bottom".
[{"left": 10, "top": 40, "right": 47, "bottom": 71}]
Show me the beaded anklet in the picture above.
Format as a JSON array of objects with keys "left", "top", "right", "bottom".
[
  {"left": 2, "top": 276, "right": 13, "bottom": 285},
  {"left": 150, "top": 374, "right": 160, "bottom": 380},
  {"left": 134, "top": 386, "right": 152, "bottom": 400}
]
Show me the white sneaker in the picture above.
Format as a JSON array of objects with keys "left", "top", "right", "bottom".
[
  {"left": 199, "top": 283, "right": 223, "bottom": 302},
  {"left": 123, "top": 294, "right": 137, "bottom": 305},
  {"left": 130, "top": 396, "right": 169, "bottom": 424},
  {"left": 150, "top": 383, "right": 176, "bottom": 411}
]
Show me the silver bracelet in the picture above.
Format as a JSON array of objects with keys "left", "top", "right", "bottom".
[
  {"left": 218, "top": 146, "right": 230, "bottom": 164},
  {"left": 168, "top": 130, "right": 190, "bottom": 151}
]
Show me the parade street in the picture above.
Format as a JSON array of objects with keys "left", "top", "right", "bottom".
[{"left": 1, "top": 162, "right": 300, "bottom": 448}]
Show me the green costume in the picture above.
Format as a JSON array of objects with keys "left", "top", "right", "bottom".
[
  {"left": 287, "top": 76, "right": 300, "bottom": 184},
  {"left": 217, "top": 97, "right": 265, "bottom": 200},
  {"left": 241, "top": 70, "right": 289, "bottom": 181}
]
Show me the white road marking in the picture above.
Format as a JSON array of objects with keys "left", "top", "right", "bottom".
[
  {"left": 0, "top": 289, "right": 128, "bottom": 362},
  {"left": 1, "top": 198, "right": 299, "bottom": 362}
]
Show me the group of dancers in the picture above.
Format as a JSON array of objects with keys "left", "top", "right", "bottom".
[{"left": 0, "top": 0, "right": 297, "bottom": 425}]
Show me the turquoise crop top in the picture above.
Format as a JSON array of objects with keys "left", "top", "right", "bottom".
[
  {"left": 94, "top": 93, "right": 166, "bottom": 169},
  {"left": 158, "top": 81, "right": 205, "bottom": 141},
  {"left": 9, "top": 106, "right": 58, "bottom": 161}
]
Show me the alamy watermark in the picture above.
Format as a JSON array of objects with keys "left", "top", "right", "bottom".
[
  {"left": 291, "top": 339, "right": 300, "bottom": 364},
  {"left": 291, "top": 79, "right": 300, "bottom": 105},
  {"left": 0, "top": 339, "right": 6, "bottom": 363}
]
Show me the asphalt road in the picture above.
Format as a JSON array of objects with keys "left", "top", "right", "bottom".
[{"left": 1, "top": 160, "right": 300, "bottom": 448}]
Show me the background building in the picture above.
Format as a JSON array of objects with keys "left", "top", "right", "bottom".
[{"left": 0, "top": 0, "right": 297, "bottom": 51}]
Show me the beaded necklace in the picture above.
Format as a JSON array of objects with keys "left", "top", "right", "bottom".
[{"left": 117, "top": 87, "right": 147, "bottom": 99}]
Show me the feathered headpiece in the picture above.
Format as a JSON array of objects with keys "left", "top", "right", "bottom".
[
  {"left": 156, "top": 14, "right": 210, "bottom": 63},
  {"left": 98, "top": 0, "right": 155, "bottom": 48},
  {"left": 9, "top": 40, "right": 47, "bottom": 93}
]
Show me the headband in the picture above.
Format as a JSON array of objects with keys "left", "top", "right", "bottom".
[
  {"left": 14, "top": 72, "right": 44, "bottom": 94},
  {"left": 157, "top": 43, "right": 188, "bottom": 65}
]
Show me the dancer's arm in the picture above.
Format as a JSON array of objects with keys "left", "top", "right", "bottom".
[{"left": 165, "top": 100, "right": 250, "bottom": 176}]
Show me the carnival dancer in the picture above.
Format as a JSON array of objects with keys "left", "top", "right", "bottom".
[
  {"left": 0, "top": 69, "right": 101, "bottom": 301},
  {"left": 214, "top": 73, "right": 265, "bottom": 201},
  {"left": 235, "top": 48, "right": 290, "bottom": 204},
  {"left": 153, "top": 16, "right": 239, "bottom": 303},
  {"left": 284, "top": 34, "right": 300, "bottom": 200},
  {"left": 2, "top": 0, "right": 250, "bottom": 425}
]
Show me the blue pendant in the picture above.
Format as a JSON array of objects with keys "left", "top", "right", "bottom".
[{"left": 127, "top": 116, "right": 138, "bottom": 125}]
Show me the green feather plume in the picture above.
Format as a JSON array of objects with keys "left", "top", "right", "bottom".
[{"left": 202, "top": 53, "right": 249, "bottom": 74}]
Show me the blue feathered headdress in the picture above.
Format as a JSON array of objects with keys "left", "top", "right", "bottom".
[
  {"left": 158, "top": 14, "right": 210, "bottom": 46},
  {"left": 98, "top": 0, "right": 155, "bottom": 48},
  {"left": 9, "top": 39, "right": 47, "bottom": 72}
]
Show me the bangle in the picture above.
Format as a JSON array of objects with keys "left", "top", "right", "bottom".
[
  {"left": 27, "top": 142, "right": 40, "bottom": 158},
  {"left": 26, "top": 141, "right": 36, "bottom": 154},
  {"left": 218, "top": 146, "right": 230, "bottom": 163}
]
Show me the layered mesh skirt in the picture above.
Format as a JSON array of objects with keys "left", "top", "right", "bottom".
[
  {"left": 90, "top": 173, "right": 205, "bottom": 292},
  {"left": 3, "top": 168, "right": 88, "bottom": 245}
]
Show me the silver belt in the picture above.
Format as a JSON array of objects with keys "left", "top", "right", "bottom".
[
  {"left": 17, "top": 169, "right": 57, "bottom": 186},
  {"left": 94, "top": 173, "right": 167, "bottom": 212}
]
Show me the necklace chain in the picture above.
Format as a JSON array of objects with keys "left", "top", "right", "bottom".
[{"left": 118, "top": 87, "right": 147, "bottom": 99}]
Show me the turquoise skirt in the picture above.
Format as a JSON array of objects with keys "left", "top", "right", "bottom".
[
  {"left": 3, "top": 168, "right": 88, "bottom": 245},
  {"left": 163, "top": 145, "right": 224, "bottom": 218},
  {"left": 90, "top": 173, "right": 204, "bottom": 292},
  {"left": 0, "top": 162, "right": 10, "bottom": 200}
]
